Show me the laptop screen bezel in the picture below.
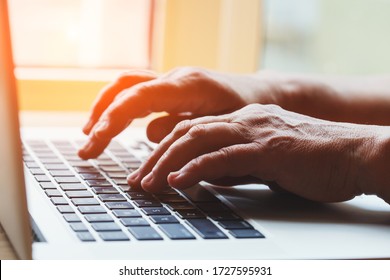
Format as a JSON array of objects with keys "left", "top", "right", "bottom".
[{"left": 0, "top": 0, "right": 32, "bottom": 260}]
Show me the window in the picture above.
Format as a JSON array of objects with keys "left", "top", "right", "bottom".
[
  {"left": 9, "top": 0, "right": 261, "bottom": 111},
  {"left": 263, "top": 0, "right": 390, "bottom": 74},
  {"left": 9, "top": 0, "right": 152, "bottom": 69}
]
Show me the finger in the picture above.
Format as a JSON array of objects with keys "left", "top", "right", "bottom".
[
  {"left": 79, "top": 89, "right": 150, "bottom": 159},
  {"left": 78, "top": 135, "right": 111, "bottom": 160},
  {"left": 167, "top": 143, "right": 259, "bottom": 189},
  {"left": 89, "top": 74, "right": 235, "bottom": 142},
  {"left": 83, "top": 70, "right": 157, "bottom": 134},
  {"left": 127, "top": 115, "right": 230, "bottom": 189},
  {"left": 146, "top": 114, "right": 199, "bottom": 143},
  {"left": 140, "top": 122, "right": 246, "bottom": 192}
]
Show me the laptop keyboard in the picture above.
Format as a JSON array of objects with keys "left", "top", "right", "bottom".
[{"left": 22, "top": 139, "right": 264, "bottom": 242}]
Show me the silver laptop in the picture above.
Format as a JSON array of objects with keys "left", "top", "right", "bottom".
[{"left": 1, "top": 0, "right": 390, "bottom": 260}]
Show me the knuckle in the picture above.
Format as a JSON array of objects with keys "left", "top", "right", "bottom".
[
  {"left": 187, "top": 124, "right": 207, "bottom": 139},
  {"left": 164, "top": 67, "right": 209, "bottom": 82},
  {"left": 173, "top": 119, "right": 192, "bottom": 136},
  {"left": 219, "top": 147, "right": 233, "bottom": 163}
]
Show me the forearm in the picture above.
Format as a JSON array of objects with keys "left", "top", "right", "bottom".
[{"left": 256, "top": 72, "right": 390, "bottom": 125}]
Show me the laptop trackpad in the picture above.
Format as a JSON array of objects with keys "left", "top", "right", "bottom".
[{"left": 212, "top": 184, "right": 390, "bottom": 226}]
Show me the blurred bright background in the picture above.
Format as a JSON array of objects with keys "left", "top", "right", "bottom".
[
  {"left": 263, "top": 0, "right": 390, "bottom": 74},
  {"left": 7, "top": 0, "right": 390, "bottom": 111}
]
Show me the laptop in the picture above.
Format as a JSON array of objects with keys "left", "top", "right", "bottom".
[{"left": 1, "top": 0, "right": 390, "bottom": 260}]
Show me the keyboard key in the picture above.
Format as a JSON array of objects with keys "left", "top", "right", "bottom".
[
  {"left": 45, "top": 189, "right": 62, "bottom": 197},
  {"left": 209, "top": 212, "right": 241, "bottom": 221},
  {"left": 229, "top": 229, "right": 264, "bottom": 239},
  {"left": 98, "top": 194, "right": 126, "bottom": 202},
  {"left": 40, "top": 158, "right": 62, "bottom": 164},
  {"left": 23, "top": 155, "right": 35, "bottom": 162},
  {"left": 71, "top": 198, "right": 100, "bottom": 206},
  {"left": 100, "top": 166, "right": 126, "bottom": 172},
  {"left": 120, "top": 218, "right": 149, "bottom": 227},
  {"left": 118, "top": 185, "right": 133, "bottom": 192},
  {"left": 157, "top": 194, "right": 187, "bottom": 203},
  {"left": 68, "top": 161, "right": 93, "bottom": 168},
  {"left": 76, "top": 232, "right": 95, "bottom": 242},
  {"left": 141, "top": 207, "right": 170, "bottom": 216},
  {"left": 105, "top": 172, "right": 128, "bottom": 179},
  {"left": 55, "top": 177, "right": 80, "bottom": 184},
  {"left": 175, "top": 210, "right": 205, "bottom": 219},
  {"left": 86, "top": 180, "right": 112, "bottom": 187},
  {"left": 63, "top": 155, "right": 82, "bottom": 161},
  {"left": 74, "top": 167, "right": 99, "bottom": 173},
  {"left": 79, "top": 173, "right": 106, "bottom": 180},
  {"left": 159, "top": 224, "right": 195, "bottom": 240},
  {"left": 70, "top": 222, "right": 88, "bottom": 232},
  {"left": 78, "top": 206, "right": 107, "bottom": 214},
  {"left": 25, "top": 162, "right": 40, "bottom": 168},
  {"left": 133, "top": 199, "right": 161, "bottom": 208},
  {"left": 156, "top": 188, "right": 179, "bottom": 195},
  {"left": 35, "top": 175, "right": 51, "bottom": 182},
  {"left": 60, "top": 183, "right": 87, "bottom": 191},
  {"left": 197, "top": 202, "right": 229, "bottom": 213},
  {"left": 57, "top": 205, "right": 75, "bottom": 213},
  {"left": 105, "top": 202, "right": 134, "bottom": 209},
  {"left": 63, "top": 214, "right": 81, "bottom": 223},
  {"left": 113, "top": 179, "right": 129, "bottom": 185},
  {"left": 120, "top": 157, "right": 141, "bottom": 164},
  {"left": 29, "top": 168, "right": 45, "bottom": 175},
  {"left": 49, "top": 170, "right": 74, "bottom": 177},
  {"left": 218, "top": 220, "right": 253, "bottom": 230},
  {"left": 127, "top": 226, "right": 162, "bottom": 240},
  {"left": 186, "top": 219, "right": 228, "bottom": 239},
  {"left": 66, "top": 191, "right": 93, "bottom": 198},
  {"left": 91, "top": 222, "right": 121, "bottom": 231},
  {"left": 85, "top": 214, "right": 114, "bottom": 223},
  {"left": 51, "top": 197, "right": 68, "bottom": 205},
  {"left": 124, "top": 162, "right": 142, "bottom": 169},
  {"left": 150, "top": 215, "right": 179, "bottom": 224},
  {"left": 179, "top": 184, "right": 219, "bottom": 202},
  {"left": 91, "top": 187, "right": 119, "bottom": 194},
  {"left": 96, "top": 159, "right": 118, "bottom": 166},
  {"left": 40, "top": 182, "right": 57, "bottom": 189},
  {"left": 126, "top": 192, "right": 153, "bottom": 200},
  {"left": 99, "top": 231, "right": 129, "bottom": 241},
  {"left": 45, "top": 164, "right": 68, "bottom": 170},
  {"left": 113, "top": 209, "right": 141, "bottom": 218},
  {"left": 165, "top": 202, "right": 196, "bottom": 211}
]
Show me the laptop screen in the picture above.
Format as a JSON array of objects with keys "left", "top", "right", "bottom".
[{"left": 0, "top": 0, "right": 32, "bottom": 259}]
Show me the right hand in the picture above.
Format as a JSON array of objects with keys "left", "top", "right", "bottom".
[{"left": 78, "top": 67, "right": 278, "bottom": 159}]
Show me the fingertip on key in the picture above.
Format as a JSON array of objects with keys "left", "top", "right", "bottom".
[{"left": 168, "top": 171, "right": 189, "bottom": 189}]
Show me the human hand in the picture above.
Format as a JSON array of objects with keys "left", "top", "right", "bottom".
[
  {"left": 128, "top": 103, "right": 383, "bottom": 203},
  {"left": 79, "top": 67, "right": 280, "bottom": 159}
]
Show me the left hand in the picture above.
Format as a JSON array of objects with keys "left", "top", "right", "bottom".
[{"left": 128, "top": 104, "right": 379, "bottom": 203}]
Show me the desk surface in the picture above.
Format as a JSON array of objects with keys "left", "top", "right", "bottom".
[{"left": 0, "top": 111, "right": 153, "bottom": 259}]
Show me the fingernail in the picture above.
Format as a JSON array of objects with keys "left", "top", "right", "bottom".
[
  {"left": 141, "top": 173, "right": 153, "bottom": 188},
  {"left": 127, "top": 170, "right": 139, "bottom": 182},
  {"left": 78, "top": 141, "right": 93, "bottom": 159},
  {"left": 168, "top": 171, "right": 180, "bottom": 180},
  {"left": 168, "top": 171, "right": 185, "bottom": 187}
]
